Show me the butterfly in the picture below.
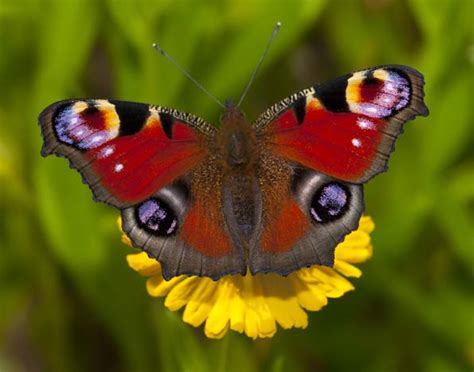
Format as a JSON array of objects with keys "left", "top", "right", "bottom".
[{"left": 39, "top": 65, "right": 428, "bottom": 281}]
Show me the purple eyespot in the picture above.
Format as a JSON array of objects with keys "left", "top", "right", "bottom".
[
  {"left": 310, "top": 182, "right": 350, "bottom": 223},
  {"left": 136, "top": 198, "right": 178, "bottom": 236},
  {"left": 53, "top": 104, "right": 116, "bottom": 150}
]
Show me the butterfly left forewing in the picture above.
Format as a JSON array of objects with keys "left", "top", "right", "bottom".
[{"left": 39, "top": 99, "right": 214, "bottom": 207}]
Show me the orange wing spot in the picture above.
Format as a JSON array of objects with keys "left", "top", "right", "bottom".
[
  {"left": 72, "top": 101, "right": 88, "bottom": 113},
  {"left": 306, "top": 96, "right": 322, "bottom": 111},
  {"left": 261, "top": 199, "right": 310, "bottom": 253},
  {"left": 97, "top": 100, "right": 120, "bottom": 132},
  {"left": 345, "top": 71, "right": 364, "bottom": 104},
  {"left": 180, "top": 200, "right": 233, "bottom": 257},
  {"left": 373, "top": 69, "right": 389, "bottom": 80},
  {"left": 144, "top": 114, "right": 160, "bottom": 128}
]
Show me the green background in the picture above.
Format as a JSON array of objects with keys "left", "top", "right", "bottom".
[{"left": 0, "top": 0, "right": 472, "bottom": 371}]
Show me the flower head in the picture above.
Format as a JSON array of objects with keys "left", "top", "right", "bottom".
[{"left": 121, "top": 216, "right": 374, "bottom": 339}]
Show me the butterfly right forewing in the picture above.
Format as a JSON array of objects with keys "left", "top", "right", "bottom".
[{"left": 254, "top": 65, "right": 429, "bottom": 184}]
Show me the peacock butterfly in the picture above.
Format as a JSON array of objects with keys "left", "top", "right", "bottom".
[{"left": 39, "top": 34, "right": 428, "bottom": 281}]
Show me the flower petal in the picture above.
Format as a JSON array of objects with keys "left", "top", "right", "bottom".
[
  {"left": 359, "top": 216, "right": 375, "bottom": 234},
  {"left": 127, "top": 253, "right": 161, "bottom": 276},
  {"left": 298, "top": 267, "right": 354, "bottom": 297},
  {"left": 117, "top": 217, "right": 132, "bottom": 246},
  {"left": 228, "top": 281, "right": 246, "bottom": 333},
  {"left": 204, "top": 279, "right": 235, "bottom": 338},
  {"left": 146, "top": 275, "right": 186, "bottom": 297},
  {"left": 334, "top": 259, "right": 363, "bottom": 278},
  {"left": 164, "top": 277, "right": 201, "bottom": 311},
  {"left": 182, "top": 278, "right": 219, "bottom": 327},
  {"left": 241, "top": 275, "right": 277, "bottom": 339},
  {"left": 289, "top": 274, "right": 328, "bottom": 311},
  {"left": 260, "top": 275, "right": 308, "bottom": 329}
]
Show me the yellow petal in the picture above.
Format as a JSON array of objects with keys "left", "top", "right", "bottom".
[
  {"left": 334, "top": 259, "right": 363, "bottom": 278},
  {"left": 254, "top": 304, "right": 277, "bottom": 338},
  {"left": 260, "top": 275, "right": 308, "bottom": 329},
  {"left": 299, "top": 267, "right": 354, "bottom": 297},
  {"left": 240, "top": 275, "right": 276, "bottom": 339},
  {"left": 182, "top": 278, "right": 219, "bottom": 327},
  {"left": 289, "top": 274, "right": 328, "bottom": 311},
  {"left": 204, "top": 279, "right": 235, "bottom": 338},
  {"left": 338, "top": 230, "right": 371, "bottom": 248},
  {"left": 228, "top": 279, "right": 246, "bottom": 333},
  {"left": 205, "top": 321, "right": 229, "bottom": 339},
  {"left": 146, "top": 275, "right": 186, "bottom": 297},
  {"left": 358, "top": 216, "right": 375, "bottom": 234},
  {"left": 336, "top": 242, "right": 373, "bottom": 263},
  {"left": 116, "top": 217, "right": 132, "bottom": 247},
  {"left": 121, "top": 234, "right": 132, "bottom": 246},
  {"left": 126, "top": 253, "right": 161, "bottom": 276},
  {"left": 164, "top": 277, "right": 201, "bottom": 311}
]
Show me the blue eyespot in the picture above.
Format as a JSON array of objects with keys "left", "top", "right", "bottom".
[
  {"left": 310, "top": 182, "right": 350, "bottom": 223},
  {"left": 136, "top": 198, "right": 178, "bottom": 236}
]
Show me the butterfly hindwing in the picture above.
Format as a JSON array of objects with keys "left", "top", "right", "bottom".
[
  {"left": 249, "top": 153, "right": 364, "bottom": 276},
  {"left": 254, "top": 65, "right": 429, "bottom": 184},
  {"left": 120, "top": 175, "right": 247, "bottom": 280}
]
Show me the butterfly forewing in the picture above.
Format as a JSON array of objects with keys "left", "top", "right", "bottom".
[
  {"left": 39, "top": 99, "right": 214, "bottom": 207},
  {"left": 254, "top": 65, "right": 429, "bottom": 184}
]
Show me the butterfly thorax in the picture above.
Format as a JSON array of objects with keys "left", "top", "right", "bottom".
[
  {"left": 214, "top": 101, "right": 261, "bottom": 243},
  {"left": 218, "top": 101, "right": 256, "bottom": 171}
]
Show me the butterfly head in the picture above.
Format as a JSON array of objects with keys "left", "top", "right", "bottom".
[
  {"left": 221, "top": 99, "right": 245, "bottom": 122},
  {"left": 219, "top": 100, "right": 255, "bottom": 169}
]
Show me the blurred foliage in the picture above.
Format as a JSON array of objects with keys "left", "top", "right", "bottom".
[{"left": 0, "top": 0, "right": 472, "bottom": 371}]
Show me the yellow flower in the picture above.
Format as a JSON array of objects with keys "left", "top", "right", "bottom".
[{"left": 121, "top": 216, "right": 374, "bottom": 339}]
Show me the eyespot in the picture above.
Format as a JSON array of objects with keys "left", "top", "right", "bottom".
[
  {"left": 135, "top": 198, "right": 178, "bottom": 236},
  {"left": 310, "top": 182, "right": 350, "bottom": 223}
]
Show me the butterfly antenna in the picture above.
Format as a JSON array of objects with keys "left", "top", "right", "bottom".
[
  {"left": 237, "top": 22, "right": 282, "bottom": 107},
  {"left": 152, "top": 43, "right": 225, "bottom": 108}
]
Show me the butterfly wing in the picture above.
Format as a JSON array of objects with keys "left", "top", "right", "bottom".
[
  {"left": 254, "top": 65, "right": 428, "bottom": 183},
  {"left": 40, "top": 99, "right": 215, "bottom": 207},
  {"left": 39, "top": 99, "right": 246, "bottom": 279},
  {"left": 250, "top": 65, "right": 428, "bottom": 275}
]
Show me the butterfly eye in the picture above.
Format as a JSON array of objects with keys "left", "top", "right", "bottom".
[
  {"left": 309, "top": 182, "right": 350, "bottom": 223},
  {"left": 135, "top": 198, "right": 178, "bottom": 236}
]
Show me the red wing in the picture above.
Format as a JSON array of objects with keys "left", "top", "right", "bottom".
[
  {"left": 258, "top": 197, "right": 311, "bottom": 254},
  {"left": 249, "top": 157, "right": 365, "bottom": 276},
  {"left": 121, "top": 174, "right": 247, "bottom": 281},
  {"left": 254, "top": 65, "right": 429, "bottom": 184},
  {"left": 39, "top": 99, "right": 215, "bottom": 207}
]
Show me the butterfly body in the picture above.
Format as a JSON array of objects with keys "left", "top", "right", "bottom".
[{"left": 39, "top": 65, "right": 428, "bottom": 280}]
